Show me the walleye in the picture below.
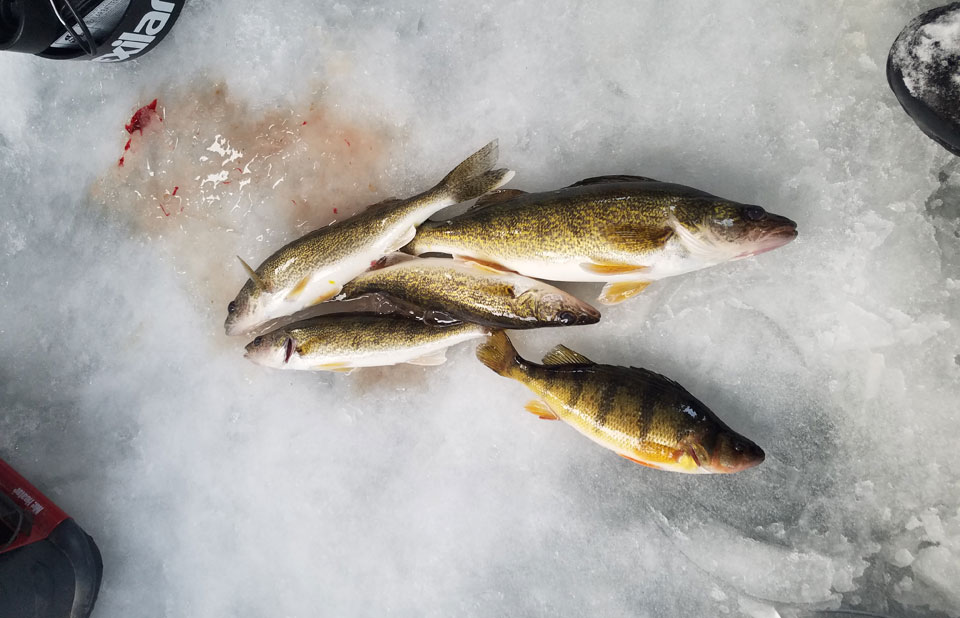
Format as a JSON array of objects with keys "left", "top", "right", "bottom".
[
  {"left": 333, "top": 255, "right": 601, "bottom": 329},
  {"left": 225, "top": 141, "right": 515, "bottom": 336},
  {"left": 244, "top": 314, "right": 489, "bottom": 371},
  {"left": 404, "top": 175, "right": 798, "bottom": 305},
  {"left": 475, "top": 331, "right": 765, "bottom": 473}
]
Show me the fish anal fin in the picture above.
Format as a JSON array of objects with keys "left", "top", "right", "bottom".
[
  {"left": 580, "top": 261, "right": 649, "bottom": 275},
  {"left": 310, "top": 288, "right": 342, "bottom": 306},
  {"left": 406, "top": 349, "right": 448, "bottom": 366},
  {"left": 542, "top": 345, "right": 593, "bottom": 366},
  {"left": 618, "top": 453, "right": 661, "bottom": 469},
  {"left": 455, "top": 255, "right": 516, "bottom": 274},
  {"left": 237, "top": 256, "right": 271, "bottom": 292},
  {"left": 567, "top": 175, "right": 661, "bottom": 188},
  {"left": 525, "top": 400, "right": 559, "bottom": 420},
  {"left": 389, "top": 226, "right": 418, "bottom": 253},
  {"left": 471, "top": 189, "right": 528, "bottom": 210},
  {"left": 599, "top": 281, "right": 651, "bottom": 305},
  {"left": 286, "top": 275, "right": 311, "bottom": 301},
  {"left": 313, "top": 362, "right": 353, "bottom": 373}
]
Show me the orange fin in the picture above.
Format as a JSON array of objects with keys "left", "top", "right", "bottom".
[
  {"left": 542, "top": 345, "right": 593, "bottom": 366},
  {"left": 618, "top": 453, "right": 661, "bottom": 469},
  {"left": 313, "top": 362, "right": 353, "bottom": 372},
  {"left": 286, "top": 275, "right": 311, "bottom": 301},
  {"left": 455, "top": 255, "right": 516, "bottom": 274},
  {"left": 598, "top": 281, "right": 651, "bottom": 305},
  {"left": 580, "top": 261, "right": 649, "bottom": 275},
  {"left": 309, "top": 288, "right": 342, "bottom": 306},
  {"left": 524, "top": 400, "right": 559, "bottom": 420}
]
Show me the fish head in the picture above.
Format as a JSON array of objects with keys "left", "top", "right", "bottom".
[
  {"left": 677, "top": 201, "right": 797, "bottom": 262},
  {"left": 530, "top": 291, "right": 602, "bottom": 326},
  {"left": 244, "top": 329, "right": 298, "bottom": 368},
  {"left": 225, "top": 280, "right": 270, "bottom": 336},
  {"left": 681, "top": 429, "right": 766, "bottom": 474}
]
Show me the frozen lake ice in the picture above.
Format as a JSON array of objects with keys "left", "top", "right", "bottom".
[{"left": 1, "top": 1, "right": 959, "bottom": 616}]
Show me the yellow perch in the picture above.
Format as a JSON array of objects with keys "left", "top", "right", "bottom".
[{"left": 476, "top": 331, "right": 765, "bottom": 473}]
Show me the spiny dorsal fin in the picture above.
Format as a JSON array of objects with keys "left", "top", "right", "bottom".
[
  {"left": 470, "top": 189, "right": 528, "bottom": 210},
  {"left": 628, "top": 367, "right": 692, "bottom": 396},
  {"left": 566, "top": 175, "right": 661, "bottom": 188},
  {"left": 237, "top": 256, "right": 269, "bottom": 291},
  {"left": 542, "top": 344, "right": 594, "bottom": 366}
]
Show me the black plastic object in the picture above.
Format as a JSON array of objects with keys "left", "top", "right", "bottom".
[
  {"left": 888, "top": 2, "right": 960, "bottom": 156},
  {"left": 0, "top": 0, "right": 184, "bottom": 62},
  {"left": 0, "top": 519, "right": 103, "bottom": 618},
  {"left": 0, "top": 457, "right": 103, "bottom": 618}
]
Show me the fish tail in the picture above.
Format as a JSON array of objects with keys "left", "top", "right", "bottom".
[
  {"left": 475, "top": 330, "right": 525, "bottom": 379},
  {"left": 436, "top": 140, "right": 515, "bottom": 204}
]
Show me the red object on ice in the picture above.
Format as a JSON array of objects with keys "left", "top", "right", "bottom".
[
  {"left": 171, "top": 186, "right": 179, "bottom": 196},
  {"left": 125, "top": 99, "right": 159, "bottom": 135},
  {"left": 0, "top": 458, "right": 68, "bottom": 554}
]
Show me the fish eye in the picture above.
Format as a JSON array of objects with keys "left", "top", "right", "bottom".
[
  {"left": 228, "top": 301, "right": 238, "bottom": 314},
  {"left": 558, "top": 311, "right": 578, "bottom": 325},
  {"left": 252, "top": 336, "right": 263, "bottom": 346},
  {"left": 744, "top": 205, "right": 766, "bottom": 221}
]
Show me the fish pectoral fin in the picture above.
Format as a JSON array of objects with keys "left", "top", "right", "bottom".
[
  {"left": 524, "top": 400, "right": 559, "bottom": 420},
  {"left": 598, "top": 281, "right": 651, "bottom": 305},
  {"left": 541, "top": 345, "right": 594, "bottom": 366},
  {"left": 313, "top": 362, "right": 354, "bottom": 373},
  {"left": 309, "top": 287, "right": 342, "bottom": 307},
  {"left": 566, "top": 175, "right": 661, "bottom": 188},
  {"left": 470, "top": 189, "right": 528, "bottom": 210},
  {"left": 618, "top": 453, "right": 661, "bottom": 469},
  {"left": 580, "top": 261, "right": 649, "bottom": 275},
  {"left": 605, "top": 225, "right": 675, "bottom": 252},
  {"left": 286, "top": 275, "right": 312, "bottom": 301},
  {"left": 454, "top": 255, "right": 517, "bottom": 274},
  {"left": 406, "top": 349, "right": 448, "bottom": 366}
]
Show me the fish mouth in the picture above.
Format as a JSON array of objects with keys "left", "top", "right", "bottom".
[{"left": 737, "top": 216, "right": 797, "bottom": 258}]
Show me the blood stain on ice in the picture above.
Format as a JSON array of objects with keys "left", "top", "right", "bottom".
[{"left": 92, "top": 81, "right": 394, "bottom": 314}]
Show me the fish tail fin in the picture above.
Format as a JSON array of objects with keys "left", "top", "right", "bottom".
[
  {"left": 436, "top": 140, "right": 515, "bottom": 204},
  {"left": 476, "top": 330, "right": 524, "bottom": 378}
]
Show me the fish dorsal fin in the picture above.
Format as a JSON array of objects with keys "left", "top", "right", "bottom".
[
  {"left": 542, "top": 344, "right": 594, "bottom": 366},
  {"left": 566, "top": 175, "right": 661, "bottom": 188},
  {"left": 470, "top": 189, "right": 528, "bottom": 210},
  {"left": 237, "top": 256, "right": 270, "bottom": 291},
  {"left": 365, "top": 197, "right": 404, "bottom": 214},
  {"left": 628, "top": 367, "right": 691, "bottom": 396}
]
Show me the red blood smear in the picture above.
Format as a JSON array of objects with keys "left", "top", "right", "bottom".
[
  {"left": 333, "top": 208, "right": 338, "bottom": 214},
  {"left": 344, "top": 138, "right": 351, "bottom": 147},
  {"left": 171, "top": 186, "right": 179, "bottom": 196},
  {"left": 158, "top": 203, "right": 170, "bottom": 217},
  {"left": 302, "top": 121, "right": 308, "bottom": 126},
  {"left": 118, "top": 156, "right": 124, "bottom": 167},
  {"left": 223, "top": 181, "right": 231, "bottom": 185},
  {"left": 124, "top": 139, "right": 131, "bottom": 151},
  {"left": 291, "top": 200, "right": 297, "bottom": 205},
  {"left": 125, "top": 99, "right": 158, "bottom": 135}
]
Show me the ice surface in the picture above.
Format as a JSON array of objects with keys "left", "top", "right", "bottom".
[{"left": 0, "top": 1, "right": 959, "bottom": 617}]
